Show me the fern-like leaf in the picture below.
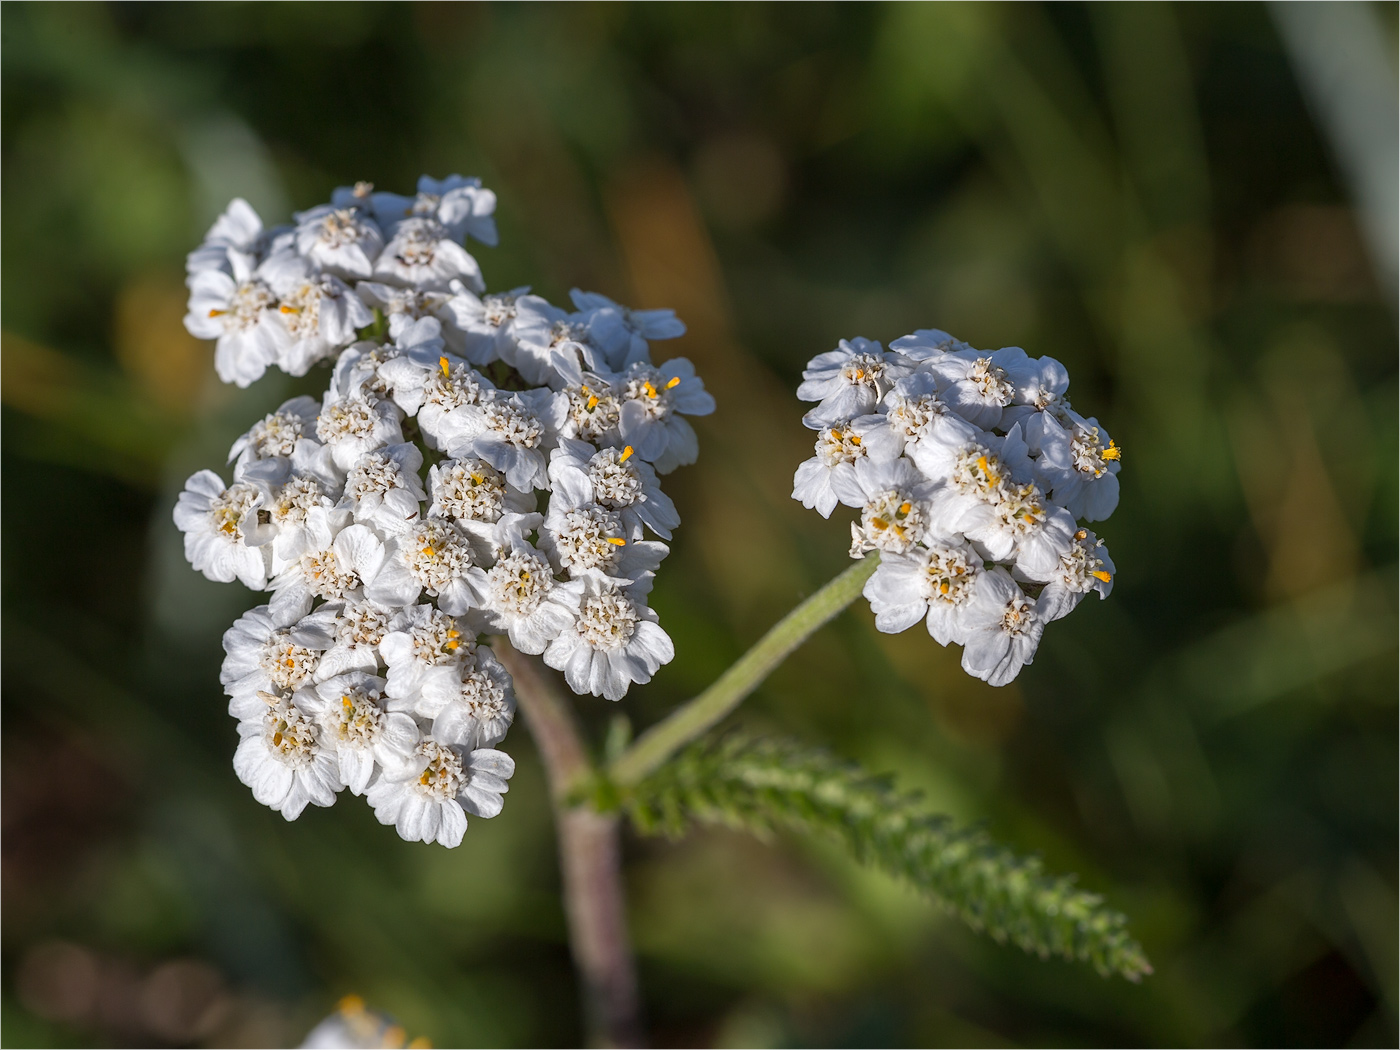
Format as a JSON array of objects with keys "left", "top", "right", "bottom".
[{"left": 624, "top": 732, "right": 1152, "bottom": 981}]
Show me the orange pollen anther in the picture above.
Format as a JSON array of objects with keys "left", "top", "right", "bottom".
[
  {"left": 1090, "top": 570, "right": 1113, "bottom": 583},
  {"left": 1101, "top": 441, "right": 1122, "bottom": 461},
  {"left": 605, "top": 537, "right": 626, "bottom": 546},
  {"left": 643, "top": 380, "right": 658, "bottom": 398},
  {"left": 279, "top": 304, "right": 300, "bottom": 314},
  {"left": 586, "top": 394, "right": 600, "bottom": 410},
  {"left": 439, "top": 356, "right": 450, "bottom": 377},
  {"left": 665, "top": 376, "right": 681, "bottom": 389},
  {"left": 208, "top": 308, "right": 227, "bottom": 317},
  {"left": 619, "top": 445, "right": 634, "bottom": 463},
  {"left": 342, "top": 696, "right": 352, "bottom": 708},
  {"left": 870, "top": 517, "right": 889, "bottom": 530},
  {"left": 898, "top": 501, "right": 912, "bottom": 516}
]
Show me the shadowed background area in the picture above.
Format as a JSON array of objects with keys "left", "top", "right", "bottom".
[{"left": 2, "top": 3, "right": 1396, "bottom": 1046}]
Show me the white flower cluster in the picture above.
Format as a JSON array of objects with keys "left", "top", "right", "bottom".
[
  {"left": 792, "top": 331, "right": 1120, "bottom": 687},
  {"left": 175, "top": 176, "right": 714, "bottom": 846}
]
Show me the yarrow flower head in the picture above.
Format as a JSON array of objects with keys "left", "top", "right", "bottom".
[
  {"left": 792, "top": 330, "right": 1120, "bottom": 686},
  {"left": 175, "top": 176, "right": 713, "bottom": 846}
]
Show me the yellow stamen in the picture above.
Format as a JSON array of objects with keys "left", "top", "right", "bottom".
[
  {"left": 1090, "top": 570, "right": 1113, "bottom": 582},
  {"left": 207, "top": 308, "right": 227, "bottom": 317},
  {"left": 1101, "top": 440, "right": 1122, "bottom": 462},
  {"left": 1023, "top": 513, "right": 1036, "bottom": 524},
  {"left": 870, "top": 517, "right": 889, "bottom": 530},
  {"left": 898, "top": 501, "right": 912, "bottom": 516},
  {"left": 273, "top": 732, "right": 284, "bottom": 747},
  {"left": 665, "top": 376, "right": 681, "bottom": 389},
  {"left": 586, "top": 394, "right": 599, "bottom": 410},
  {"left": 605, "top": 537, "right": 626, "bottom": 546},
  {"left": 439, "top": 356, "right": 450, "bottom": 377},
  {"left": 342, "top": 696, "right": 352, "bottom": 708},
  {"left": 643, "top": 380, "right": 658, "bottom": 398},
  {"left": 619, "top": 445, "right": 634, "bottom": 463},
  {"left": 337, "top": 995, "right": 366, "bottom": 1015},
  {"left": 849, "top": 434, "right": 861, "bottom": 445},
  {"left": 421, "top": 546, "right": 436, "bottom": 557},
  {"left": 279, "top": 304, "right": 300, "bottom": 314},
  {"left": 939, "top": 580, "right": 950, "bottom": 594},
  {"left": 1074, "top": 529, "right": 1088, "bottom": 541}
]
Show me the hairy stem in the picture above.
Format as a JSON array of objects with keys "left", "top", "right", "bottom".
[
  {"left": 494, "top": 640, "right": 643, "bottom": 1048},
  {"left": 609, "top": 553, "right": 880, "bottom": 787}
]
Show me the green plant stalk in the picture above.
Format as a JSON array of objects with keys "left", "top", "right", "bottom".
[{"left": 609, "top": 553, "right": 880, "bottom": 787}]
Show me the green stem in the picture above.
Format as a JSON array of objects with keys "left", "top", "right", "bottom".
[{"left": 609, "top": 553, "right": 880, "bottom": 787}]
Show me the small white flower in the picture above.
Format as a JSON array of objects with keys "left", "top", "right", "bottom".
[
  {"left": 355, "top": 280, "right": 460, "bottom": 345},
  {"left": 427, "top": 457, "right": 535, "bottom": 527},
  {"left": 879, "top": 372, "right": 981, "bottom": 476},
  {"left": 1033, "top": 413, "right": 1122, "bottom": 521},
  {"left": 366, "top": 740, "right": 514, "bottom": 847},
  {"left": 379, "top": 604, "right": 476, "bottom": 708},
  {"left": 1000, "top": 354, "right": 1072, "bottom": 447},
  {"left": 617, "top": 359, "right": 715, "bottom": 474},
  {"left": 791, "top": 416, "right": 902, "bottom": 518},
  {"left": 233, "top": 692, "right": 343, "bottom": 819},
  {"left": 444, "top": 388, "right": 565, "bottom": 491},
  {"left": 848, "top": 457, "right": 939, "bottom": 557},
  {"left": 542, "top": 574, "right": 673, "bottom": 701},
  {"left": 443, "top": 285, "right": 530, "bottom": 366},
  {"left": 797, "top": 338, "right": 913, "bottom": 429},
  {"left": 173, "top": 470, "right": 270, "bottom": 589},
  {"left": 316, "top": 597, "right": 396, "bottom": 680},
  {"left": 538, "top": 502, "right": 669, "bottom": 582},
  {"left": 259, "top": 252, "right": 374, "bottom": 376},
  {"left": 315, "top": 393, "right": 405, "bottom": 472},
  {"left": 296, "top": 672, "right": 420, "bottom": 795},
  {"left": 267, "top": 507, "right": 386, "bottom": 620},
  {"left": 228, "top": 396, "right": 322, "bottom": 467},
  {"left": 569, "top": 289, "right": 685, "bottom": 371},
  {"left": 548, "top": 439, "right": 679, "bottom": 539},
  {"left": 365, "top": 518, "right": 488, "bottom": 615},
  {"left": 480, "top": 543, "right": 584, "bottom": 654},
  {"left": 293, "top": 204, "right": 383, "bottom": 280},
  {"left": 419, "top": 646, "right": 517, "bottom": 748},
  {"left": 503, "top": 295, "right": 590, "bottom": 386},
  {"left": 922, "top": 347, "right": 1028, "bottom": 430},
  {"left": 1025, "top": 527, "right": 1115, "bottom": 622},
  {"left": 371, "top": 174, "right": 498, "bottom": 245},
  {"left": 372, "top": 216, "right": 484, "bottom": 293},
  {"left": 221, "top": 602, "right": 339, "bottom": 717},
  {"left": 184, "top": 257, "right": 287, "bottom": 388},
  {"left": 341, "top": 442, "right": 426, "bottom": 533},
  {"left": 958, "top": 568, "right": 1045, "bottom": 687},
  {"left": 238, "top": 459, "right": 340, "bottom": 566},
  {"left": 556, "top": 369, "right": 625, "bottom": 446},
  {"left": 862, "top": 541, "right": 984, "bottom": 645}
]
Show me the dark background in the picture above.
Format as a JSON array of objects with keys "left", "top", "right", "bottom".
[{"left": 3, "top": 3, "right": 1396, "bottom": 1046}]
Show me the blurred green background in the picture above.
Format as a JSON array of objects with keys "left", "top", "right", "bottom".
[{"left": 3, "top": 3, "right": 1396, "bottom": 1046}]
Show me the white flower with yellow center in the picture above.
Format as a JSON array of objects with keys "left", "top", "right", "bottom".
[
  {"left": 238, "top": 455, "right": 341, "bottom": 565},
  {"left": 221, "top": 603, "right": 339, "bottom": 717},
  {"left": 366, "top": 519, "right": 487, "bottom": 615},
  {"left": 539, "top": 502, "right": 668, "bottom": 583},
  {"left": 330, "top": 339, "right": 401, "bottom": 402},
  {"left": 174, "top": 470, "right": 270, "bottom": 589},
  {"left": 543, "top": 574, "right": 673, "bottom": 701},
  {"left": 1024, "top": 527, "right": 1115, "bottom": 622},
  {"left": 958, "top": 568, "right": 1046, "bottom": 687},
  {"left": 427, "top": 457, "right": 533, "bottom": 527},
  {"left": 1034, "top": 412, "right": 1122, "bottom": 522},
  {"left": 548, "top": 439, "right": 679, "bottom": 540},
  {"left": 862, "top": 541, "right": 985, "bottom": 645},
  {"left": 379, "top": 604, "right": 476, "bottom": 707},
  {"left": 233, "top": 692, "right": 343, "bottom": 819},
  {"left": 444, "top": 284, "right": 530, "bottom": 366},
  {"left": 848, "top": 458, "right": 938, "bottom": 557},
  {"left": 366, "top": 739, "right": 515, "bottom": 847},
  {"left": 791, "top": 415, "right": 901, "bottom": 518},
  {"left": 480, "top": 544, "right": 585, "bottom": 654},
  {"left": 617, "top": 359, "right": 714, "bottom": 474},
  {"left": 315, "top": 393, "right": 405, "bottom": 472},
  {"left": 297, "top": 672, "right": 420, "bottom": 795},
  {"left": 797, "top": 337, "right": 913, "bottom": 429},
  {"left": 504, "top": 294, "right": 593, "bottom": 385},
  {"left": 444, "top": 388, "right": 565, "bottom": 492},
  {"left": 292, "top": 203, "right": 383, "bottom": 279},
  {"left": 184, "top": 257, "right": 286, "bottom": 388}
]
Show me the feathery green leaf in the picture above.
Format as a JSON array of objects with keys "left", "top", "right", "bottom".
[{"left": 625, "top": 732, "right": 1152, "bottom": 981}]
